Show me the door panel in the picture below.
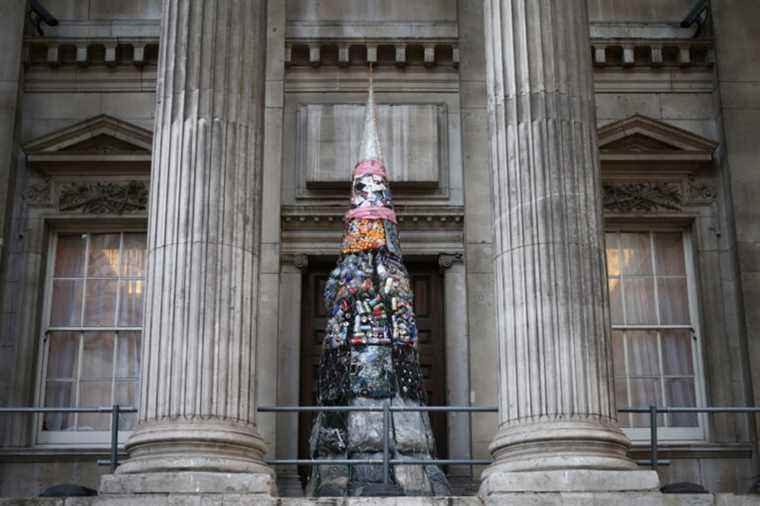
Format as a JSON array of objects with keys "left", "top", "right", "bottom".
[{"left": 299, "top": 258, "right": 447, "bottom": 473}]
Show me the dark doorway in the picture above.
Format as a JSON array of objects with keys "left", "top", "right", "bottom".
[{"left": 298, "top": 257, "right": 448, "bottom": 481}]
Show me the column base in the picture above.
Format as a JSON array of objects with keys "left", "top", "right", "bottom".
[
  {"left": 480, "top": 468, "right": 660, "bottom": 496},
  {"left": 117, "top": 420, "right": 272, "bottom": 474},
  {"left": 100, "top": 421, "right": 276, "bottom": 496},
  {"left": 100, "top": 471, "right": 276, "bottom": 495},
  {"left": 480, "top": 419, "right": 660, "bottom": 497}
]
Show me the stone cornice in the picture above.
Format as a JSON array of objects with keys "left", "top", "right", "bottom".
[
  {"left": 24, "top": 37, "right": 159, "bottom": 67},
  {"left": 281, "top": 205, "right": 464, "bottom": 230},
  {"left": 23, "top": 35, "right": 714, "bottom": 71},
  {"left": 592, "top": 38, "right": 714, "bottom": 68},
  {"left": 285, "top": 40, "right": 459, "bottom": 68}
]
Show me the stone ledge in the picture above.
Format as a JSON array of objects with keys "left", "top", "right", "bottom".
[
  {"left": 100, "top": 472, "right": 275, "bottom": 495},
  {"left": 480, "top": 469, "right": 660, "bottom": 494},
  {"left": 2, "top": 495, "right": 760, "bottom": 506}
]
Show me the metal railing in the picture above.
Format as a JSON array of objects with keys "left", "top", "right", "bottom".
[
  {"left": 2, "top": 403, "right": 756, "bottom": 480},
  {"left": 258, "top": 401, "right": 497, "bottom": 488},
  {"left": 619, "top": 405, "right": 760, "bottom": 472},
  {"left": 0, "top": 405, "right": 137, "bottom": 472}
]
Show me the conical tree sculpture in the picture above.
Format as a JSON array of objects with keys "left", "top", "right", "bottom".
[{"left": 307, "top": 76, "right": 452, "bottom": 497}]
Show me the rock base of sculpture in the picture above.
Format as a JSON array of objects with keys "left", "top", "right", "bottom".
[{"left": 307, "top": 396, "right": 451, "bottom": 497}]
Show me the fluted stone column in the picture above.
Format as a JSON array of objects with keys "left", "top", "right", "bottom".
[
  {"left": 480, "top": 0, "right": 659, "bottom": 497},
  {"left": 101, "top": 0, "right": 273, "bottom": 495}
]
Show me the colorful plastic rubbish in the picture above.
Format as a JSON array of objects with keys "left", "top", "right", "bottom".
[{"left": 306, "top": 74, "right": 451, "bottom": 498}]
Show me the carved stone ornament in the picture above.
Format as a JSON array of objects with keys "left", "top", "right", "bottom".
[
  {"left": 602, "top": 182, "right": 682, "bottom": 213},
  {"left": 23, "top": 178, "right": 53, "bottom": 206},
  {"left": 281, "top": 253, "right": 309, "bottom": 270},
  {"left": 59, "top": 180, "right": 149, "bottom": 214},
  {"left": 685, "top": 178, "right": 718, "bottom": 205},
  {"left": 438, "top": 252, "right": 463, "bottom": 270}
]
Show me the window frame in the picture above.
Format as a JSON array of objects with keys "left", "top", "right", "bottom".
[
  {"left": 34, "top": 229, "right": 145, "bottom": 447},
  {"left": 607, "top": 224, "right": 708, "bottom": 443}
]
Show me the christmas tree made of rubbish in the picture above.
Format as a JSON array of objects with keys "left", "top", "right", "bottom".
[{"left": 306, "top": 74, "right": 452, "bottom": 497}]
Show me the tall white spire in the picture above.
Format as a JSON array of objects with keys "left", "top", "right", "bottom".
[{"left": 358, "top": 66, "right": 383, "bottom": 162}]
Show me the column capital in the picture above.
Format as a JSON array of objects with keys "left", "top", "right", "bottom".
[
  {"left": 438, "top": 252, "right": 463, "bottom": 271},
  {"left": 281, "top": 253, "right": 309, "bottom": 270}
]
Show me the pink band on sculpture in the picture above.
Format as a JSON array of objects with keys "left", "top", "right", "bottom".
[
  {"left": 345, "top": 206, "right": 398, "bottom": 224},
  {"left": 353, "top": 159, "right": 388, "bottom": 178}
]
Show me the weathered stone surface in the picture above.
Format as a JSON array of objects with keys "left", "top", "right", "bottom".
[
  {"left": 480, "top": 470, "right": 659, "bottom": 494},
  {"left": 480, "top": 0, "right": 657, "bottom": 494},
  {"left": 6, "top": 493, "right": 760, "bottom": 506},
  {"left": 100, "top": 0, "right": 273, "bottom": 493},
  {"left": 300, "top": 104, "right": 443, "bottom": 186},
  {"left": 100, "top": 472, "right": 274, "bottom": 495}
]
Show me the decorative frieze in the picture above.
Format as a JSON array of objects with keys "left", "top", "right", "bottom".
[
  {"left": 22, "top": 178, "right": 53, "bottom": 207},
  {"left": 58, "top": 180, "right": 148, "bottom": 214},
  {"left": 685, "top": 178, "right": 719, "bottom": 205},
  {"left": 282, "top": 206, "right": 464, "bottom": 230},
  {"left": 602, "top": 182, "right": 682, "bottom": 213}
]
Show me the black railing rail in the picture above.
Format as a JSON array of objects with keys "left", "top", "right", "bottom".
[
  {"left": 2, "top": 403, "right": 757, "bottom": 480},
  {"left": 258, "top": 402, "right": 498, "bottom": 488},
  {"left": 0, "top": 405, "right": 137, "bottom": 472},
  {"left": 618, "top": 405, "right": 760, "bottom": 472}
]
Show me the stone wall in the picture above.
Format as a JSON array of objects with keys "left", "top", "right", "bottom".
[{"left": 0, "top": 0, "right": 758, "bottom": 499}]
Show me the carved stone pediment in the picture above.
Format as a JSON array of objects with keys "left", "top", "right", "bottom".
[
  {"left": 598, "top": 114, "right": 718, "bottom": 167},
  {"left": 602, "top": 133, "right": 678, "bottom": 153},
  {"left": 23, "top": 115, "right": 152, "bottom": 175},
  {"left": 58, "top": 133, "right": 149, "bottom": 154}
]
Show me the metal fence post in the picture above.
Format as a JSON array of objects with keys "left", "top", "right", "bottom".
[
  {"left": 649, "top": 404, "right": 658, "bottom": 472},
  {"left": 110, "top": 404, "right": 120, "bottom": 473},
  {"left": 382, "top": 399, "right": 390, "bottom": 486}
]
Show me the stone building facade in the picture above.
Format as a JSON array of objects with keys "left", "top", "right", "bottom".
[{"left": 0, "top": 0, "right": 759, "bottom": 502}]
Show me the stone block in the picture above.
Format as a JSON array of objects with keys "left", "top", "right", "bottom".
[
  {"left": 101, "top": 93, "right": 156, "bottom": 121},
  {"left": 0, "top": 500, "right": 64, "bottom": 506},
  {"left": 88, "top": 0, "right": 162, "bottom": 19},
  {"left": 99, "top": 472, "right": 275, "bottom": 495},
  {"left": 285, "top": 0, "right": 457, "bottom": 24},
  {"left": 738, "top": 242, "right": 760, "bottom": 273},
  {"left": 587, "top": 0, "right": 693, "bottom": 23},
  {"left": 665, "top": 120, "right": 719, "bottom": 142},
  {"left": 298, "top": 104, "right": 444, "bottom": 186},
  {"left": 480, "top": 469, "right": 660, "bottom": 495},
  {"left": 595, "top": 93, "right": 662, "bottom": 121},
  {"left": 661, "top": 94, "right": 715, "bottom": 120},
  {"left": 91, "top": 497, "right": 170, "bottom": 506},
  {"left": 714, "top": 0, "right": 760, "bottom": 82},
  {"left": 718, "top": 83, "right": 760, "bottom": 110}
]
